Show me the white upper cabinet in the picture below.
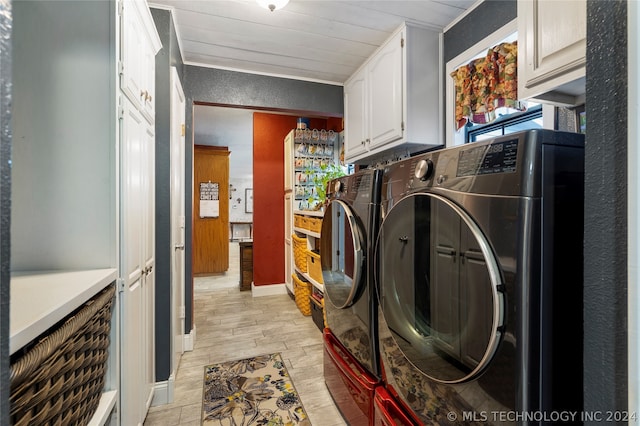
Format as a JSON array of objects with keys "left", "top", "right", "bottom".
[
  {"left": 121, "top": 0, "right": 160, "bottom": 123},
  {"left": 368, "top": 30, "right": 404, "bottom": 150},
  {"left": 344, "top": 23, "right": 442, "bottom": 164},
  {"left": 518, "top": 0, "right": 586, "bottom": 105},
  {"left": 343, "top": 71, "right": 367, "bottom": 159}
]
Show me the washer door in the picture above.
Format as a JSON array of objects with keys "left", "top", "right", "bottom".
[
  {"left": 376, "top": 193, "right": 504, "bottom": 383},
  {"left": 321, "top": 200, "right": 365, "bottom": 309}
]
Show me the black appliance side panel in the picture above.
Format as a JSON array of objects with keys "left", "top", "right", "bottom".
[{"left": 539, "top": 144, "right": 585, "bottom": 414}]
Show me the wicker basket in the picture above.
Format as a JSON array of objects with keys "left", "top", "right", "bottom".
[
  {"left": 292, "top": 274, "right": 312, "bottom": 316},
  {"left": 292, "top": 233, "right": 308, "bottom": 272},
  {"left": 307, "top": 217, "right": 322, "bottom": 233},
  {"left": 300, "top": 216, "right": 310, "bottom": 230},
  {"left": 306, "top": 250, "right": 323, "bottom": 284},
  {"left": 293, "top": 214, "right": 304, "bottom": 229},
  {"left": 322, "top": 297, "right": 328, "bottom": 328},
  {"left": 10, "top": 284, "right": 115, "bottom": 426}
]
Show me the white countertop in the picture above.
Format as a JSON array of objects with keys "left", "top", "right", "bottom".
[{"left": 10, "top": 268, "right": 118, "bottom": 355}]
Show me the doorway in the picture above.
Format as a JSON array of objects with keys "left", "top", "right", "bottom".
[{"left": 193, "top": 146, "right": 230, "bottom": 274}]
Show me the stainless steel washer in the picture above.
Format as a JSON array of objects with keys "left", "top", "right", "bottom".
[
  {"left": 374, "top": 130, "right": 585, "bottom": 424},
  {"left": 321, "top": 168, "right": 383, "bottom": 425}
]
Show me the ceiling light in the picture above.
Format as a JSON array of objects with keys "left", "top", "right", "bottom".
[{"left": 256, "top": 0, "right": 289, "bottom": 12}]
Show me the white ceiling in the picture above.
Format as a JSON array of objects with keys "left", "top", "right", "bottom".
[{"left": 149, "top": 0, "right": 477, "bottom": 84}]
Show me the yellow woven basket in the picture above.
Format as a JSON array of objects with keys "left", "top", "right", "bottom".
[
  {"left": 322, "top": 297, "right": 328, "bottom": 328},
  {"left": 292, "top": 233, "right": 308, "bottom": 272},
  {"left": 300, "top": 216, "right": 310, "bottom": 230},
  {"left": 294, "top": 214, "right": 304, "bottom": 229},
  {"left": 307, "top": 217, "right": 322, "bottom": 233},
  {"left": 292, "top": 274, "right": 312, "bottom": 316},
  {"left": 306, "top": 250, "right": 323, "bottom": 284}
]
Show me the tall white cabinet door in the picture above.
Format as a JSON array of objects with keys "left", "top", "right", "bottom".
[
  {"left": 120, "top": 99, "right": 146, "bottom": 426},
  {"left": 368, "top": 30, "right": 403, "bottom": 150},
  {"left": 119, "top": 0, "right": 161, "bottom": 424},
  {"left": 120, "top": 99, "right": 155, "bottom": 426},
  {"left": 344, "top": 71, "right": 368, "bottom": 159},
  {"left": 121, "top": 101, "right": 144, "bottom": 285}
]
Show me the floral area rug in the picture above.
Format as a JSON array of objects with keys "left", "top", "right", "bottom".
[{"left": 202, "top": 353, "right": 311, "bottom": 425}]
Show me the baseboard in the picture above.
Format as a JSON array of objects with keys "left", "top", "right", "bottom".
[
  {"left": 184, "top": 326, "right": 196, "bottom": 352},
  {"left": 251, "top": 283, "right": 287, "bottom": 297},
  {"left": 151, "top": 373, "right": 175, "bottom": 406}
]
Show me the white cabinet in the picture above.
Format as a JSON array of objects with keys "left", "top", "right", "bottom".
[
  {"left": 118, "top": 1, "right": 161, "bottom": 424},
  {"left": 518, "top": 0, "right": 586, "bottom": 105},
  {"left": 368, "top": 30, "right": 403, "bottom": 149},
  {"left": 283, "top": 128, "right": 339, "bottom": 294},
  {"left": 344, "top": 23, "right": 442, "bottom": 165},
  {"left": 121, "top": 0, "right": 157, "bottom": 122},
  {"left": 344, "top": 72, "right": 367, "bottom": 159},
  {"left": 120, "top": 97, "right": 157, "bottom": 426}
]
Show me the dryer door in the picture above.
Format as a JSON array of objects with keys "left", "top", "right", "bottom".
[
  {"left": 376, "top": 193, "right": 504, "bottom": 383},
  {"left": 321, "top": 199, "right": 365, "bottom": 309}
]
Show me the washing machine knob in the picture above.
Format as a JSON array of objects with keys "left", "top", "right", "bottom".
[
  {"left": 333, "top": 180, "right": 343, "bottom": 193},
  {"left": 414, "top": 159, "right": 434, "bottom": 181}
]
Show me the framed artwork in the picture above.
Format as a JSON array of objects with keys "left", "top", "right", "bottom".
[{"left": 245, "top": 188, "right": 253, "bottom": 213}]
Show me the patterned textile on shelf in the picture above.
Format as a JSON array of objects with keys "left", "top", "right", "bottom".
[{"left": 451, "top": 41, "right": 526, "bottom": 130}]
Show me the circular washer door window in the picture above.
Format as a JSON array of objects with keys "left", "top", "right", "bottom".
[
  {"left": 320, "top": 200, "right": 365, "bottom": 309},
  {"left": 376, "top": 193, "right": 504, "bottom": 383}
]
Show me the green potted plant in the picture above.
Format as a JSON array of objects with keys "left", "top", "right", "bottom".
[{"left": 306, "top": 163, "right": 347, "bottom": 210}]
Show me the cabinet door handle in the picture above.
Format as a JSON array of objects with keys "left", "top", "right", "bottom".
[{"left": 175, "top": 244, "right": 185, "bottom": 250}]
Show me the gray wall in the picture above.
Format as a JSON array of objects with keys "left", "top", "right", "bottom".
[
  {"left": 443, "top": 0, "right": 517, "bottom": 63},
  {"left": 151, "top": 7, "right": 184, "bottom": 382},
  {"left": 584, "top": 0, "right": 628, "bottom": 419},
  {"left": 183, "top": 66, "right": 343, "bottom": 332},
  {"left": 0, "top": 0, "right": 11, "bottom": 422}
]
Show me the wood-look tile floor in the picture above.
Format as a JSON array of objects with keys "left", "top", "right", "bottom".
[{"left": 143, "top": 242, "right": 347, "bottom": 426}]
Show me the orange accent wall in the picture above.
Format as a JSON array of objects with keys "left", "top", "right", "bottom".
[
  {"left": 252, "top": 113, "right": 295, "bottom": 286},
  {"left": 252, "top": 113, "right": 342, "bottom": 286}
]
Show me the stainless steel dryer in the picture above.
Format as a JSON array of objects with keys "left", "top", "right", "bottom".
[
  {"left": 321, "top": 168, "right": 383, "bottom": 425},
  {"left": 374, "top": 130, "right": 585, "bottom": 425}
]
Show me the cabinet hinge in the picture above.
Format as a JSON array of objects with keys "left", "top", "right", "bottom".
[
  {"left": 401, "top": 37, "right": 405, "bottom": 48},
  {"left": 118, "top": 61, "right": 124, "bottom": 76},
  {"left": 118, "top": 0, "right": 124, "bottom": 16},
  {"left": 117, "top": 278, "right": 125, "bottom": 293},
  {"left": 401, "top": 121, "right": 405, "bottom": 131},
  {"left": 118, "top": 105, "right": 125, "bottom": 119}
]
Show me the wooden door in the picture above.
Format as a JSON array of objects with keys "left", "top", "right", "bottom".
[{"left": 193, "top": 146, "right": 230, "bottom": 274}]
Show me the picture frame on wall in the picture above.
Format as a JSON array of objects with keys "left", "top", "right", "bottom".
[{"left": 245, "top": 188, "right": 253, "bottom": 213}]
